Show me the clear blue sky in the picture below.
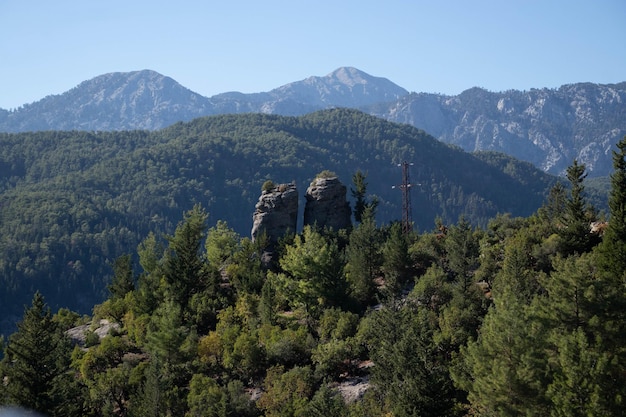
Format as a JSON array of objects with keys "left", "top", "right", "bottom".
[{"left": 1, "top": 0, "right": 625, "bottom": 110}]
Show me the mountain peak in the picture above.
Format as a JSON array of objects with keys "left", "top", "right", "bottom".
[
  {"left": 2, "top": 69, "right": 213, "bottom": 131},
  {"left": 272, "top": 67, "right": 409, "bottom": 108},
  {"left": 74, "top": 69, "right": 178, "bottom": 94},
  {"left": 70, "top": 69, "right": 170, "bottom": 93},
  {"left": 327, "top": 67, "right": 370, "bottom": 86}
]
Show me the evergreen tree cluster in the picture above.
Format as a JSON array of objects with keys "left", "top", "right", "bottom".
[{"left": 1, "top": 136, "right": 625, "bottom": 416}]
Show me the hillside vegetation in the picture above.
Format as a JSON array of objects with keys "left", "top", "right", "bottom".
[
  {"left": 0, "top": 109, "right": 560, "bottom": 333},
  {"left": 1, "top": 134, "right": 625, "bottom": 416}
]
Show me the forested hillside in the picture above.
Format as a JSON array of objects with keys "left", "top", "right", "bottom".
[
  {"left": 1, "top": 135, "right": 624, "bottom": 417},
  {"left": 0, "top": 109, "right": 560, "bottom": 335}
]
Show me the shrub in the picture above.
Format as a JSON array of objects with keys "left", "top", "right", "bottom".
[
  {"left": 262, "top": 180, "right": 276, "bottom": 192},
  {"left": 315, "top": 170, "right": 337, "bottom": 180}
]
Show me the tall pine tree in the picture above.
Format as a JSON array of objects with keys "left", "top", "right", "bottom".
[
  {"left": 108, "top": 254, "right": 135, "bottom": 300},
  {"left": 0, "top": 292, "right": 74, "bottom": 416},
  {"left": 344, "top": 215, "right": 381, "bottom": 307},
  {"left": 455, "top": 286, "right": 549, "bottom": 416},
  {"left": 164, "top": 204, "right": 210, "bottom": 314},
  {"left": 558, "top": 160, "right": 599, "bottom": 256},
  {"left": 597, "top": 135, "right": 626, "bottom": 277},
  {"left": 591, "top": 135, "right": 626, "bottom": 412},
  {"left": 351, "top": 170, "right": 378, "bottom": 224}
]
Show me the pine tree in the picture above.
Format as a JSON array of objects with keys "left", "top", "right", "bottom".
[
  {"left": 227, "top": 237, "right": 266, "bottom": 294},
  {"left": 98, "top": 254, "right": 137, "bottom": 323},
  {"left": 108, "top": 254, "right": 135, "bottom": 299},
  {"left": 590, "top": 136, "right": 626, "bottom": 413},
  {"left": 344, "top": 216, "right": 381, "bottom": 307},
  {"left": 0, "top": 292, "right": 74, "bottom": 416},
  {"left": 445, "top": 217, "right": 480, "bottom": 292},
  {"left": 351, "top": 170, "right": 367, "bottom": 223},
  {"left": 455, "top": 287, "right": 549, "bottom": 416},
  {"left": 351, "top": 170, "right": 378, "bottom": 224},
  {"left": 278, "top": 225, "right": 346, "bottom": 314},
  {"left": 134, "top": 232, "right": 166, "bottom": 315},
  {"left": 537, "top": 181, "right": 567, "bottom": 231},
  {"left": 597, "top": 135, "right": 626, "bottom": 277},
  {"left": 224, "top": 380, "right": 258, "bottom": 417},
  {"left": 493, "top": 228, "right": 542, "bottom": 304},
  {"left": 144, "top": 299, "right": 194, "bottom": 417},
  {"left": 381, "top": 221, "right": 412, "bottom": 297},
  {"left": 410, "top": 265, "right": 453, "bottom": 314},
  {"left": 129, "top": 357, "right": 166, "bottom": 417},
  {"left": 146, "top": 299, "right": 189, "bottom": 364},
  {"left": 205, "top": 220, "right": 239, "bottom": 272},
  {"left": 529, "top": 253, "right": 615, "bottom": 415},
  {"left": 545, "top": 328, "right": 611, "bottom": 417},
  {"left": 558, "top": 160, "right": 599, "bottom": 256},
  {"left": 368, "top": 305, "right": 457, "bottom": 417},
  {"left": 535, "top": 254, "right": 599, "bottom": 335},
  {"left": 164, "top": 204, "right": 210, "bottom": 313}
]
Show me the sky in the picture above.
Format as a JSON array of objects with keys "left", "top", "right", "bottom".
[{"left": 1, "top": 1, "right": 625, "bottom": 110}]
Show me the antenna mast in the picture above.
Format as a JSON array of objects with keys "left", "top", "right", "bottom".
[{"left": 396, "top": 161, "right": 414, "bottom": 234}]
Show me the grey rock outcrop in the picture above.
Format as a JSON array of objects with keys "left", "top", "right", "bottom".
[
  {"left": 66, "top": 319, "right": 121, "bottom": 347},
  {"left": 251, "top": 182, "right": 298, "bottom": 249},
  {"left": 304, "top": 176, "right": 352, "bottom": 231}
]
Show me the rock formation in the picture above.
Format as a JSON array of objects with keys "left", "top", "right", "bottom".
[
  {"left": 304, "top": 176, "right": 352, "bottom": 231},
  {"left": 251, "top": 181, "right": 298, "bottom": 250}
]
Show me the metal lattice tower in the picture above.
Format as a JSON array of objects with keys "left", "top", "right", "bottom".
[{"left": 394, "top": 161, "right": 414, "bottom": 234}]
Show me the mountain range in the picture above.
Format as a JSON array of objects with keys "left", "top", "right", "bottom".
[{"left": 1, "top": 67, "right": 625, "bottom": 177}]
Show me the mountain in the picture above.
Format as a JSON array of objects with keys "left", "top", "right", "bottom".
[
  {"left": 0, "top": 67, "right": 624, "bottom": 176},
  {"left": 0, "top": 109, "right": 557, "bottom": 334},
  {"left": 367, "top": 83, "right": 626, "bottom": 177},
  {"left": 0, "top": 70, "right": 215, "bottom": 131},
  {"left": 211, "top": 66, "right": 408, "bottom": 115},
  {"left": 0, "top": 67, "right": 407, "bottom": 131}
]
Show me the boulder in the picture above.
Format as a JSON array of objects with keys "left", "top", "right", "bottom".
[{"left": 304, "top": 176, "right": 352, "bottom": 231}]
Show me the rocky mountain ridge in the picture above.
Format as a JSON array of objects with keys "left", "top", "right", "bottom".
[
  {"left": 371, "top": 82, "right": 626, "bottom": 176},
  {"left": 1, "top": 68, "right": 624, "bottom": 176}
]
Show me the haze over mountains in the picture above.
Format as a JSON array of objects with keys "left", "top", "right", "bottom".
[{"left": 0, "top": 67, "right": 624, "bottom": 177}]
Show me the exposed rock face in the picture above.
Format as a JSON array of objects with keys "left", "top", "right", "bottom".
[
  {"left": 304, "top": 176, "right": 352, "bottom": 231},
  {"left": 66, "top": 319, "right": 121, "bottom": 347},
  {"left": 374, "top": 83, "right": 626, "bottom": 176},
  {"left": 251, "top": 182, "right": 298, "bottom": 249}
]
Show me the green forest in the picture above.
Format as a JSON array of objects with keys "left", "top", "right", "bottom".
[
  {"left": 1, "top": 117, "right": 625, "bottom": 416},
  {"left": 0, "top": 109, "right": 570, "bottom": 336}
]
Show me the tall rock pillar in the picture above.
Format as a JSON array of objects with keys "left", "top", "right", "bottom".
[
  {"left": 303, "top": 175, "right": 352, "bottom": 231},
  {"left": 251, "top": 182, "right": 298, "bottom": 262}
]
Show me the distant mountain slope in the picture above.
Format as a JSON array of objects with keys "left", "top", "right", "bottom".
[
  {"left": 210, "top": 67, "right": 409, "bottom": 115},
  {"left": 368, "top": 83, "right": 626, "bottom": 177},
  {"left": 0, "top": 67, "right": 623, "bottom": 176},
  {"left": 0, "top": 70, "right": 215, "bottom": 131},
  {"left": 0, "top": 109, "right": 557, "bottom": 334}
]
